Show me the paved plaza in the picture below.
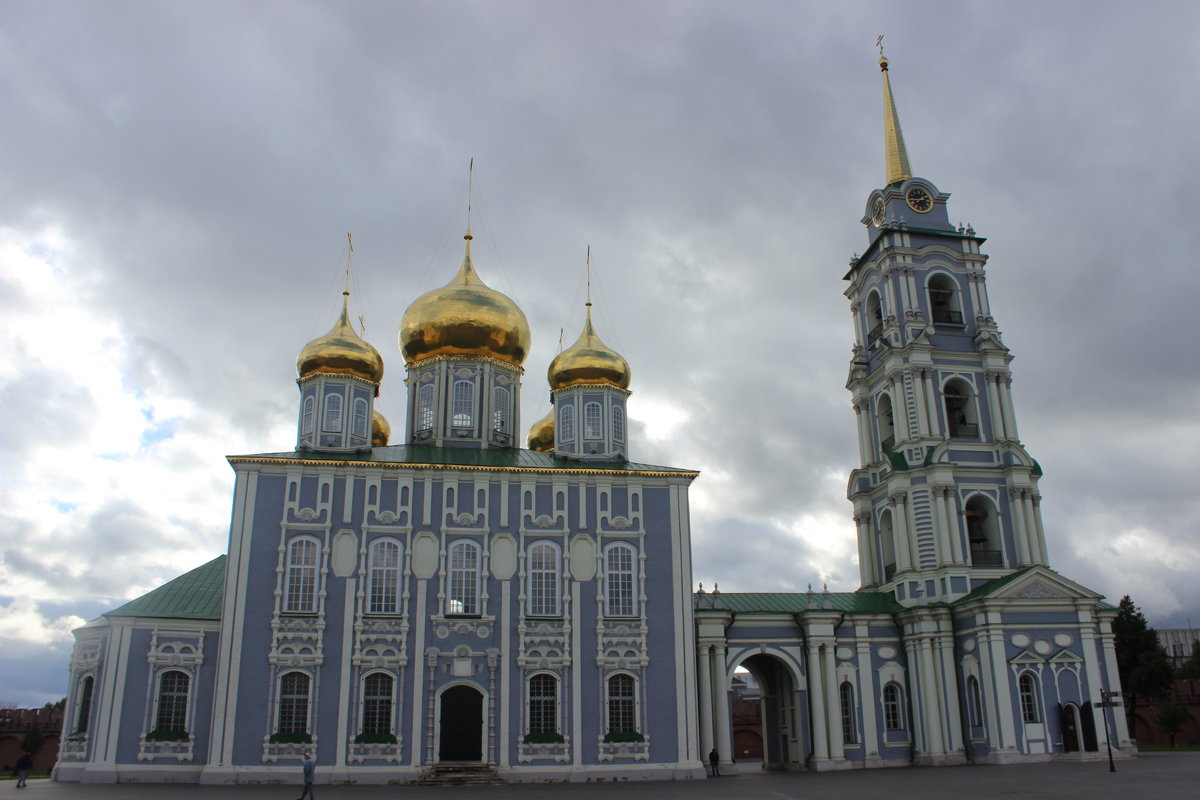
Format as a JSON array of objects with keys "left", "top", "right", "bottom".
[{"left": 6, "top": 753, "right": 1198, "bottom": 800}]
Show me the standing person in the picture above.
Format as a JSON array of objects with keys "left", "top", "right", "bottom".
[
  {"left": 708, "top": 747, "right": 720, "bottom": 777},
  {"left": 296, "top": 752, "right": 315, "bottom": 799},
  {"left": 15, "top": 751, "right": 33, "bottom": 788}
]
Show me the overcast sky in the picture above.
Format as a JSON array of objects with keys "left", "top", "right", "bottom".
[{"left": 2, "top": 0, "right": 1198, "bottom": 707}]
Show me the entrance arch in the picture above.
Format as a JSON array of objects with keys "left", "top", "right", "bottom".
[
  {"left": 1060, "top": 703, "right": 1081, "bottom": 752},
  {"left": 438, "top": 684, "right": 484, "bottom": 762},
  {"left": 736, "top": 653, "right": 807, "bottom": 769}
]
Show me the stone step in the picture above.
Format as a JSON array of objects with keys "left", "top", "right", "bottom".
[{"left": 417, "top": 763, "right": 505, "bottom": 785}]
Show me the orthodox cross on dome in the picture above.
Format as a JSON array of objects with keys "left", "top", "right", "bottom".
[{"left": 876, "top": 34, "right": 885, "bottom": 58}]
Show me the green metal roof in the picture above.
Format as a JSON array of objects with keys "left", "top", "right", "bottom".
[
  {"left": 229, "top": 444, "right": 698, "bottom": 477},
  {"left": 701, "top": 591, "right": 905, "bottom": 616},
  {"left": 104, "top": 556, "right": 226, "bottom": 620},
  {"left": 951, "top": 566, "right": 1036, "bottom": 605}
]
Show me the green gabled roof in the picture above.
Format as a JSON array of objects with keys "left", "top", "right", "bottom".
[
  {"left": 704, "top": 591, "right": 904, "bottom": 616},
  {"left": 951, "top": 566, "right": 1038, "bottom": 606},
  {"left": 104, "top": 556, "right": 226, "bottom": 620},
  {"left": 229, "top": 445, "right": 698, "bottom": 477}
]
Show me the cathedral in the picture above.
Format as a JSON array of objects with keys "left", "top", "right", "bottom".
[{"left": 54, "top": 55, "right": 1132, "bottom": 785}]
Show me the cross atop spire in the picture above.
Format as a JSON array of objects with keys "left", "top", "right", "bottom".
[{"left": 878, "top": 40, "right": 913, "bottom": 186}]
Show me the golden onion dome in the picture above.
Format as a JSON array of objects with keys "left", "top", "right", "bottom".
[
  {"left": 399, "top": 234, "right": 531, "bottom": 367},
  {"left": 527, "top": 408, "right": 555, "bottom": 451},
  {"left": 548, "top": 305, "right": 630, "bottom": 391},
  {"left": 297, "top": 295, "right": 385, "bottom": 384},
  {"left": 371, "top": 410, "right": 391, "bottom": 447}
]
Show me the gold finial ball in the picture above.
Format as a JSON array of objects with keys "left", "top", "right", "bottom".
[
  {"left": 527, "top": 408, "right": 555, "bottom": 451},
  {"left": 297, "top": 307, "right": 385, "bottom": 384},
  {"left": 548, "top": 316, "right": 631, "bottom": 391},
  {"left": 399, "top": 255, "right": 531, "bottom": 367},
  {"left": 879, "top": 56, "right": 889, "bottom": 71},
  {"left": 371, "top": 410, "right": 391, "bottom": 447}
]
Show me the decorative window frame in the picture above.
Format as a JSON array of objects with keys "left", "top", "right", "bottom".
[
  {"left": 602, "top": 542, "right": 638, "bottom": 618},
  {"left": 446, "top": 539, "right": 482, "bottom": 616},
  {"left": 301, "top": 396, "right": 315, "bottom": 436},
  {"left": 926, "top": 269, "right": 965, "bottom": 326},
  {"left": 612, "top": 405, "right": 625, "bottom": 443},
  {"left": 584, "top": 401, "right": 603, "bottom": 439},
  {"left": 882, "top": 682, "right": 905, "bottom": 731},
  {"left": 452, "top": 379, "right": 475, "bottom": 428},
  {"left": 598, "top": 671, "right": 649, "bottom": 761},
  {"left": 352, "top": 397, "right": 369, "bottom": 438},
  {"left": 492, "top": 386, "right": 511, "bottom": 433},
  {"left": 526, "top": 541, "right": 562, "bottom": 618},
  {"left": 1018, "top": 671, "right": 1041, "bottom": 724},
  {"left": 940, "top": 374, "right": 982, "bottom": 440},
  {"left": 284, "top": 535, "right": 322, "bottom": 614},
  {"left": 558, "top": 403, "right": 576, "bottom": 442},
  {"left": 322, "top": 390, "right": 343, "bottom": 432},
  {"left": 417, "top": 383, "right": 435, "bottom": 431},
  {"left": 366, "top": 537, "right": 403, "bottom": 615},
  {"left": 839, "top": 679, "right": 858, "bottom": 745}
]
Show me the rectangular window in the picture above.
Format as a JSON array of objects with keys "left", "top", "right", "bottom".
[
  {"left": 323, "top": 392, "right": 343, "bottom": 432},
  {"left": 839, "top": 682, "right": 856, "bottom": 744},
  {"left": 362, "top": 673, "right": 393, "bottom": 735},
  {"left": 453, "top": 381, "right": 474, "bottom": 427},
  {"left": 368, "top": 540, "right": 400, "bottom": 614},
  {"left": 448, "top": 542, "right": 479, "bottom": 615},
  {"left": 528, "top": 543, "right": 560, "bottom": 617},
  {"left": 607, "top": 674, "right": 636, "bottom": 734},
  {"left": 155, "top": 671, "right": 190, "bottom": 733},
  {"left": 528, "top": 674, "right": 558, "bottom": 735},
  {"left": 285, "top": 538, "right": 318, "bottom": 613},
  {"left": 278, "top": 672, "right": 310, "bottom": 734},
  {"left": 605, "top": 544, "right": 636, "bottom": 617},
  {"left": 584, "top": 402, "right": 603, "bottom": 439}
]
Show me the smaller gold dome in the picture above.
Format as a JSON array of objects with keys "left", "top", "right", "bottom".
[
  {"left": 548, "top": 306, "right": 630, "bottom": 391},
  {"left": 297, "top": 295, "right": 385, "bottom": 384},
  {"left": 399, "top": 235, "right": 531, "bottom": 367},
  {"left": 527, "top": 408, "right": 555, "bottom": 451},
  {"left": 371, "top": 410, "right": 391, "bottom": 447}
]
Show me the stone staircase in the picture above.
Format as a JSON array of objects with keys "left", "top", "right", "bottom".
[{"left": 417, "top": 763, "right": 505, "bottom": 785}]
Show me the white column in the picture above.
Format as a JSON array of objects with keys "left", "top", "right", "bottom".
[
  {"left": 1030, "top": 494, "right": 1048, "bottom": 565},
  {"left": 983, "top": 626, "right": 1017, "bottom": 751},
  {"left": 712, "top": 646, "right": 733, "bottom": 764},
  {"left": 931, "top": 486, "right": 952, "bottom": 567},
  {"left": 918, "top": 638, "right": 945, "bottom": 755},
  {"left": 1008, "top": 489, "right": 1031, "bottom": 566},
  {"left": 1099, "top": 630, "right": 1133, "bottom": 746},
  {"left": 824, "top": 645, "right": 844, "bottom": 760},
  {"left": 855, "top": 634, "right": 879, "bottom": 759},
  {"left": 854, "top": 402, "right": 872, "bottom": 466},
  {"left": 697, "top": 645, "right": 714, "bottom": 758},
  {"left": 923, "top": 370, "right": 938, "bottom": 436},
  {"left": 807, "top": 642, "right": 829, "bottom": 760},
  {"left": 985, "top": 374, "right": 1006, "bottom": 439},
  {"left": 893, "top": 375, "right": 912, "bottom": 441},
  {"left": 855, "top": 514, "right": 876, "bottom": 587},
  {"left": 912, "top": 369, "right": 929, "bottom": 437},
  {"left": 999, "top": 376, "right": 1020, "bottom": 441},
  {"left": 936, "top": 633, "right": 963, "bottom": 753},
  {"left": 892, "top": 494, "right": 913, "bottom": 573},
  {"left": 942, "top": 488, "right": 964, "bottom": 565}
]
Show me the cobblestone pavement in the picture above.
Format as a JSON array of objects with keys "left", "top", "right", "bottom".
[{"left": 7, "top": 753, "right": 1198, "bottom": 800}]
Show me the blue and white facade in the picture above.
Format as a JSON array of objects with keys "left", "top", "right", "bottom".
[{"left": 692, "top": 55, "right": 1132, "bottom": 772}]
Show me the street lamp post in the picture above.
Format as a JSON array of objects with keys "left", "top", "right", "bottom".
[{"left": 1095, "top": 690, "right": 1121, "bottom": 773}]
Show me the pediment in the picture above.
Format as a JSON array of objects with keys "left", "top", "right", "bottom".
[
  {"left": 1009, "top": 648, "right": 1043, "bottom": 665},
  {"left": 1049, "top": 649, "right": 1082, "bottom": 664},
  {"left": 986, "top": 567, "right": 1102, "bottom": 602}
]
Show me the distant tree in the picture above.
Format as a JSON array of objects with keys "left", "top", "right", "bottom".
[
  {"left": 1156, "top": 704, "right": 1189, "bottom": 747},
  {"left": 42, "top": 697, "right": 66, "bottom": 711},
  {"left": 21, "top": 721, "right": 44, "bottom": 756},
  {"left": 1112, "top": 595, "right": 1175, "bottom": 738},
  {"left": 1181, "top": 641, "right": 1200, "bottom": 680}
]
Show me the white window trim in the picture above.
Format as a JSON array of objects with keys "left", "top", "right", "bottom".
[
  {"left": 526, "top": 541, "right": 561, "bottom": 617},
  {"left": 367, "top": 538, "right": 403, "bottom": 615}
]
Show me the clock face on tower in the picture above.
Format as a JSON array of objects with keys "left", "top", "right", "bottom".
[
  {"left": 871, "top": 196, "right": 886, "bottom": 226},
  {"left": 905, "top": 186, "right": 933, "bottom": 212}
]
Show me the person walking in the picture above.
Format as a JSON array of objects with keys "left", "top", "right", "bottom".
[
  {"left": 708, "top": 747, "right": 720, "bottom": 777},
  {"left": 15, "top": 751, "right": 33, "bottom": 788},
  {"left": 297, "top": 752, "right": 316, "bottom": 799}
]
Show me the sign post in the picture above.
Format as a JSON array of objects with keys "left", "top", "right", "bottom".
[{"left": 1095, "top": 690, "right": 1121, "bottom": 773}]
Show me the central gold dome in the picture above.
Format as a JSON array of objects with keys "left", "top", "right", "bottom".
[
  {"left": 548, "top": 306, "right": 630, "bottom": 391},
  {"left": 399, "top": 236, "right": 531, "bottom": 367},
  {"left": 297, "top": 296, "right": 385, "bottom": 384}
]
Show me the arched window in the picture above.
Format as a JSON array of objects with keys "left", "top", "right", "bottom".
[
  {"left": 584, "top": 402, "right": 603, "bottom": 439},
  {"left": 527, "top": 542, "right": 560, "bottom": 617},
  {"left": 876, "top": 393, "right": 896, "bottom": 452},
  {"left": 493, "top": 386, "right": 510, "bottom": 432},
  {"left": 417, "top": 384, "right": 435, "bottom": 431},
  {"left": 75, "top": 675, "right": 94, "bottom": 734},
  {"left": 878, "top": 510, "right": 897, "bottom": 582},
  {"left": 528, "top": 673, "right": 559, "bottom": 735},
  {"left": 558, "top": 404, "right": 575, "bottom": 442},
  {"left": 965, "top": 495, "right": 1002, "bottom": 567},
  {"left": 967, "top": 676, "right": 983, "bottom": 727},
  {"left": 604, "top": 543, "right": 637, "bottom": 617},
  {"left": 285, "top": 536, "right": 320, "bottom": 613},
  {"left": 154, "top": 670, "right": 190, "bottom": 733},
  {"left": 361, "top": 672, "right": 393, "bottom": 735},
  {"left": 606, "top": 673, "right": 637, "bottom": 734},
  {"left": 448, "top": 540, "right": 480, "bottom": 615},
  {"left": 883, "top": 683, "right": 904, "bottom": 731},
  {"left": 612, "top": 406, "right": 625, "bottom": 443},
  {"left": 928, "top": 273, "right": 964, "bottom": 325},
  {"left": 943, "top": 378, "right": 979, "bottom": 439},
  {"left": 839, "top": 681, "right": 857, "bottom": 744},
  {"left": 352, "top": 398, "right": 369, "bottom": 438},
  {"left": 368, "top": 538, "right": 402, "bottom": 614},
  {"left": 1018, "top": 673, "right": 1040, "bottom": 723},
  {"left": 452, "top": 380, "right": 474, "bottom": 427},
  {"left": 277, "top": 671, "right": 310, "bottom": 734},
  {"left": 866, "top": 291, "right": 884, "bottom": 347},
  {"left": 323, "top": 392, "right": 343, "bottom": 432},
  {"left": 301, "top": 396, "right": 315, "bottom": 435}
]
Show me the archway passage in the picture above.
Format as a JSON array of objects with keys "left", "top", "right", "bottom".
[
  {"left": 438, "top": 685, "right": 483, "bottom": 761},
  {"left": 737, "top": 654, "right": 805, "bottom": 769}
]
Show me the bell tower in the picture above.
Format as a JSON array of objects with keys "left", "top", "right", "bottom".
[{"left": 845, "top": 51, "right": 1048, "bottom": 606}]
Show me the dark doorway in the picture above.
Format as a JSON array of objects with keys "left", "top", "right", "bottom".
[
  {"left": 1060, "top": 703, "right": 1080, "bottom": 752},
  {"left": 439, "top": 684, "right": 484, "bottom": 761}
]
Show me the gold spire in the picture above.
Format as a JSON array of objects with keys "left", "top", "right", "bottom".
[
  {"left": 547, "top": 250, "right": 630, "bottom": 391},
  {"left": 296, "top": 236, "right": 385, "bottom": 384},
  {"left": 878, "top": 37, "right": 912, "bottom": 185}
]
